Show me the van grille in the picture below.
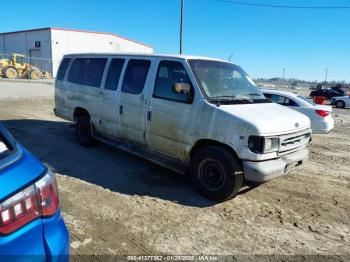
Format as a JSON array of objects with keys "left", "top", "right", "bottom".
[{"left": 279, "top": 129, "right": 311, "bottom": 153}]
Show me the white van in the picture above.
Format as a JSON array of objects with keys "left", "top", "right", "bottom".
[{"left": 54, "top": 53, "right": 311, "bottom": 201}]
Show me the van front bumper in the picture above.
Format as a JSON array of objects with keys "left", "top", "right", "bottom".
[{"left": 243, "top": 148, "right": 309, "bottom": 183}]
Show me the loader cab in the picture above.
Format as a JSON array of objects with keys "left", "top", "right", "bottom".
[{"left": 11, "top": 54, "right": 25, "bottom": 66}]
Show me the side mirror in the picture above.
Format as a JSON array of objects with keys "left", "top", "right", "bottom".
[{"left": 173, "top": 83, "right": 191, "bottom": 94}]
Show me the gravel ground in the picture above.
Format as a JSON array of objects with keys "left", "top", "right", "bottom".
[
  {"left": 0, "top": 81, "right": 349, "bottom": 259},
  {"left": 0, "top": 79, "right": 53, "bottom": 100}
]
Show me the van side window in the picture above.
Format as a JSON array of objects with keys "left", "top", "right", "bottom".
[
  {"left": 105, "top": 58, "right": 125, "bottom": 90},
  {"left": 153, "top": 61, "right": 193, "bottom": 103},
  {"left": 56, "top": 58, "right": 71, "bottom": 81},
  {"left": 68, "top": 58, "right": 107, "bottom": 88},
  {"left": 121, "top": 59, "right": 151, "bottom": 95}
]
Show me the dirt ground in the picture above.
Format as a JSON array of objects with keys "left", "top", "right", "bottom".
[{"left": 0, "top": 82, "right": 349, "bottom": 258}]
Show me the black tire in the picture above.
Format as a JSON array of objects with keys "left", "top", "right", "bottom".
[
  {"left": 29, "top": 69, "right": 41, "bottom": 80},
  {"left": 75, "top": 115, "right": 95, "bottom": 147},
  {"left": 335, "top": 100, "right": 345, "bottom": 109},
  {"left": 190, "top": 146, "right": 243, "bottom": 202},
  {"left": 4, "top": 67, "right": 18, "bottom": 79}
]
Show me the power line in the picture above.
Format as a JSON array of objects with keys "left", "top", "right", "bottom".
[
  {"left": 160, "top": 2, "right": 179, "bottom": 51},
  {"left": 218, "top": 0, "right": 350, "bottom": 9}
]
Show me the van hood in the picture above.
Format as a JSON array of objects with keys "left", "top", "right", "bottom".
[{"left": 219, "top": 103, "right": 310, "bottom": 135}]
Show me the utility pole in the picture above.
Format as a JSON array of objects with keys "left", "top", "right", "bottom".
[
  {"left": 180, "top": 0, "right": 184, "bottom": 54},
  {"left": 325, "top": 68, "right": 328, "bottom": 82}
]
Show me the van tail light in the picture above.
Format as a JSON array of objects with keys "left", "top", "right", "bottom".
[
  {"left": 315, "top": 110, "right": 329, "bottom": 117},
  {"left": 0, "top": 171, "right": 59, "bottom": 235}
]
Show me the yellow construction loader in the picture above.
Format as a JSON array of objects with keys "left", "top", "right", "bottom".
[{"left": 0, "top": 53, "right": 42, "bottom": 80}]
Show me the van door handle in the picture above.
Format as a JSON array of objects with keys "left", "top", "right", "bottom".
[
  {"left": 147, "top": 111, "right": 152, "bottom": 121},
  {"left": 119, "top": 105, "right": 123, "bottom": 115}
]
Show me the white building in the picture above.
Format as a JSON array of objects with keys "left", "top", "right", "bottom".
[{"left": 0, "top": 27, "right": 153, "bottom": 77}]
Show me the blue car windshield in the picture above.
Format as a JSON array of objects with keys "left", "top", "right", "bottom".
[{"left": 188, "top": 59, "right": 269, "bottom": 103}]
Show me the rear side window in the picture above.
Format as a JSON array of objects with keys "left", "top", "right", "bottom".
[
  {"left": 68, "top": 58, "right": 107, "bottom": 88},
  {"left": 0, "top": 128, "right": 14, "bottom": 160},
  {"left": 0, "top": 138, "right": 9, "bottom": 156},
  {"left": 154, "top": 61, "right": 193, "bottom": 103},
  {"left": 56, "top": 58, "right": 71, "bottom": 81},
  {"left": 268, "top": 94, "right": 299, "bottom": 107},
  {"left": 121, "top": 60, "right": 151, "bottom": 95},
  {"left": 269, "top": 94, "right": 286, "bottom": 105},
  {"left": 284, "top": 98, "right": 298, "bottom": 107},
  {"left": 104, "top": 58, "right": 125, "bottom": 90}
]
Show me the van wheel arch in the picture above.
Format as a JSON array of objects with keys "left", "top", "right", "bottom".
[
  {"left": 189, "top": 139, "right": 241, "bottom": 164},
  {"left": 74, "top": 107, "right": 90, "bottom": 121}
]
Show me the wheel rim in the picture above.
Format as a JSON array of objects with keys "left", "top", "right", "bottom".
[
  {"left": 7, "top": 69, "right": 16, "bottom": 78},
  {"left": 78, "top": 122, "right": 90, "bottom": 142},
  {"left": 198, "top": 160, "right": 225, "bottom": 191},
  {"left": 336, "top": 101, "right": 343, "bottom": 108},
  {"left": 31, "top": 71, "right": 40, "bottom": 79}
]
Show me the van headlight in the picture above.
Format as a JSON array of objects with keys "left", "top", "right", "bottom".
[{"left": 248, "top": 136, "right": 279, "bottom": 154}]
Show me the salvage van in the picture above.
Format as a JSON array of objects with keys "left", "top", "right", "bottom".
[{"left": 54, "top": 54, "right": 311, "bottom": 202}]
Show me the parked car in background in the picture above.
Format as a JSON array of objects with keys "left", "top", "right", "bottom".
[
  {"left": 310, "top": 88, "right": 344, "bottom": 99},
  {"left": 331, "top": 84, "right": 347, "bottom": 95},
  {"left": 54, "top": 53, "right": 311, "bottom": 202},
  {"left": 0, "top": 123, "right": 69, "bottom": 260},
  {"left": 263, "top": 89, "right": 334, "bottom": 134},
  {"left": 332, "top": 95, "right": 350, "bottom": 108}
]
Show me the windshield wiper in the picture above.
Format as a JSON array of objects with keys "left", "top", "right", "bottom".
[
  {"left": 232, "top": 97, "right": 254, "bottom": 102},
  {"left": 245, "top": 93, "right": 263, "bottom": 97},
  {"left": 207, "top": 96, "right": 254, "bottom": 104}
]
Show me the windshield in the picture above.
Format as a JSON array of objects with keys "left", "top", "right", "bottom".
[
  {"left": 188, "top": 60, "right": 269, "bottom": 104},
  {"left": 15, "top": 56, "right": 25, "bottom": 64}
]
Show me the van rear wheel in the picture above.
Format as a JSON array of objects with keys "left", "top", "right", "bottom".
[
  {"left": 191, "top": 146, "right": 243, "bottom": 202},
  {"left": 75, "top": 115, "right": 95, "bottom": 147}
]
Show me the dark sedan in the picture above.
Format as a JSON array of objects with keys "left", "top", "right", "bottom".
[{"left": 310, "top": 89, "right": 345, "bottom": 99}]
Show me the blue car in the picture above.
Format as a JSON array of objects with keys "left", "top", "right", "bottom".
[{"left": 0, "top": 123, "right": 69, "bottom": 260}]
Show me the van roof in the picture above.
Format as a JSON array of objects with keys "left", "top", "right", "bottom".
[{"left": 63, "top": 53, "right": 232, "bottom": 63}]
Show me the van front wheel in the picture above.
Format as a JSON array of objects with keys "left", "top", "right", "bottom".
[
  {"left": 191, "top": 146, "right": 243, "bottom": 202},
  {"left": 75, "top": 115, "right": 95, "bottom": 147}
]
